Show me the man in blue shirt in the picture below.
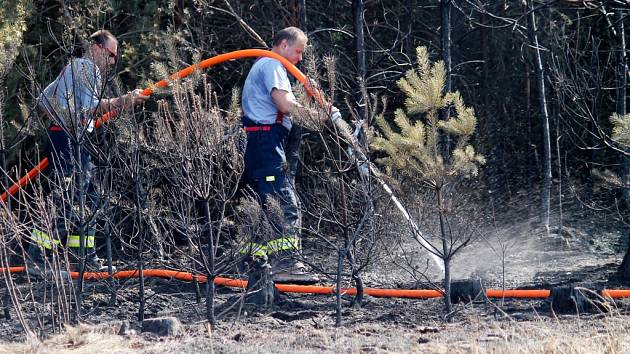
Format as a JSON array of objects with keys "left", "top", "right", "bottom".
[
  {"left": 241, "top": 27, "right": 337, "bottom": 284},
  {"left": 26, "top": 30, "right": 148, "bottom": 279}
]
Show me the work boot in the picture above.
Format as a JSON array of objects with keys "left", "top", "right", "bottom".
[
  {"left": 68, "top": 254, "right": 116, "bottom": 273},
  {"left": 271, "top": 252, "right": 319, "bottom": 284},
  {"left": 245, "top": 256, "right": 275, "bottom": 307},
  {"left": 25, "top": 244, "right": 47, "bottom": 278},
  {"left": 85, "top": 254, "right": 116, "bottom": 273},
  {"left": 24, "top": 248, "right": 72, "bottom": 283},
  {"left": 24, "top": 256, "right": 48, "bottom": 279}
]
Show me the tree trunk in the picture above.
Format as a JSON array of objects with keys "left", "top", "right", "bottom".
[
  {"left": 439, "top": 0, "right": 453, "bottom": 312},
  {"left": 440, "top": 0, "right": 452, "bottom": 157},
  {"left": 188, "top": 236, "right": 202, "bottom": 304},
  {"left": 132, "top": 123, "right": 145, "bottom": 323},
  {"left": 136, "top": 179, "right": 145, "bottom": 323},
  {"left": 335, "top": 249, "right": 343, "bottom": 327},
  {"left": 526, "top": 0, "right": 552, "bottom": 235},
  {"left": 105, "top": 217, "right": 117, "bottom": 306},
  {"left": 203, "top": 200, "right": 216, "bottom": 329},
  {"left": 0, "top": 104, "right": 8, "bottom": 210},
  {"left": 440, "top": 0, "right": 452, "bottom": 96},
  {"left": 297, "top": 0, "right": 306, "bottom": 30},
  {"left": 288, "top": 0, "right": 306, "bottom": 30},
  {"left": 525, "top": 61, "right": 533, "bottom": 220},
  {"left": 352, "top": 0, "right": 367, "bottom": 121},
  {"left": 556, "top": 111, "right": 563, "bottom": 234},
  {"left": 615, "top": 12, "right": 630, "bottom": 277},
  {"left": 137, "top": 218, "right": 145, "bottom": 323},
  {"left": 75, "top": 142, "right": 86, "bottom": 318},
  {"left": 344, "top": 232, "right": 364, "bottom": 307},
  {"left": 437, "top": 187, "right": 451, "bottom": 313}
]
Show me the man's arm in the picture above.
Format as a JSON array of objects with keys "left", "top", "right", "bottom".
[
  {"left": 271, "top": 88, "right": 299, "bottom": 113},
  {"left": 271, "top": 88, "right": 339, "bottom": 120},
  {"left": 73, "top": 59, "right": 149, "bottom": 116},
  {"left": 96, "top": 89, "right": 149, "bottom": 115}
]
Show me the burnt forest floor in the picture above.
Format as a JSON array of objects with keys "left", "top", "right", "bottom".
[{"left": 2, "top": 206, "right": 630, "bottom": 353}]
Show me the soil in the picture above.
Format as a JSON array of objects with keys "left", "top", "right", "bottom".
[{"left": 2, "top": 210, "right": 630, "bottom": 353}]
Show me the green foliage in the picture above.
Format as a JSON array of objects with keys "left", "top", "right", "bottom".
[
  {"left": 593, "top": 113, "right": 630, "bottom": 191},
  {"left": 610, "top": 113, "right": 630, "bottom": 147},
  {"left": 591, "top": 168, "right": 625, "bottom": 189},
  {"left": 370, "top": 46, "right": 485, "bottom": 188},
  {"left": 0, "top": 0, "right": 30, "bottom": 78}
]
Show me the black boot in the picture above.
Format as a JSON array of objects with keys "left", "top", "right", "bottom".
[
  {"left": 85, "top": 249, "right": 116, "bottom": 273},
  {"left": 270, "top": 251, "right": 319, "bottom": 284},
  {"left": 24, "top": 244, "right": 46, "bottom": 278},
  {"left": 24, "top": 244, "right": 71, "bottom": 282}
]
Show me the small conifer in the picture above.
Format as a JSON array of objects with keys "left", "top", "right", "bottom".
[
  {"left": 370, "top": 46, "right": 485, "bottom": 187},
  {"left": 370, "top": 46, "right": 485, "bottom": 311},
  {"left": 592, "top": 113, "right": 630, "bottom": 190}
]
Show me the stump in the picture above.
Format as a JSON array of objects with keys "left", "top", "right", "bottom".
[
  {"left": 450, "top": 279, "right": 485, "bottom": 304},
  {"left": 550, "top": 286, "right": 591, "bottom": 313},
  {"left": 245, "top": 257, "right": 275, "bottom": 307},
  {"left": 141, "top": 317, "right": 183, "bottom": 337}
]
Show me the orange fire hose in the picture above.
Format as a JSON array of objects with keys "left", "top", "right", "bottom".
[
  {"left": 485, "top": 289, "right": 550, "bottom": 299},
  {"left": 600, "top": 289, "right": 630, "bottom": 299},
  {"left": 0, "top": 49, "right": 326, "bottom": 203},
  {"left": 1, "top": 266, "right": 628, "bottom": 299}
]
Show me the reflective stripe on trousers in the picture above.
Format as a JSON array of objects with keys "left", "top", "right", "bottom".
[
  {"left": 238, "top": 236, "right": 300, "bottom": 257},
  {"left": 266, "top": 237, "right": 300, "bottom": 254},
  {"left": 30, "top": 229, "right": 61, "bottom": 250},
  {"left": 66, "top": 235, "right": 95, "bottom": 248},
  {"left": 238, "top": 242, "right": 268, "bottom": 257}
]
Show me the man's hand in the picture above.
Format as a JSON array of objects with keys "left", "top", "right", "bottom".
[
  {"left": 99, "top": 89, "right": 150, "bottom": 114},
  {"left": 128, "top": 89, "right": 150, "bottom": 106},
  {"left": 329, "top": 106, "right": 341, "bottom": 123}
]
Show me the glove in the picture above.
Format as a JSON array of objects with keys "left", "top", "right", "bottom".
[
  {"left": 127, "top": 89, "right": 150, "bottom": 105},
  {"left": 330, "top": 107, "right": 342, "bottom": 123}
]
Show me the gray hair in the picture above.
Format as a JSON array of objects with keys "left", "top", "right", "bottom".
[
  {"left": 272, "top": 27, "right": 307, "bottom": 47},
  {"left": 89, "top": 30, "right": 116, "bottom": 46}
]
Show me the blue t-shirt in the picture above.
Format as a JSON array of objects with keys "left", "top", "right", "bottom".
[
  {"left": 38, "top": 58, "right": 102, "bottom": 132},
  {"left": 242, "top": 57, "right": 294, "bottom": 130}
]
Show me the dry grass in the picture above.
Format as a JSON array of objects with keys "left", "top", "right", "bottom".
[
  {"left": 0, "top": 324, "right": 164, "bottom": 354},
  {"left": 428, "top": 315, "right": 629, "bottom": 354},
  {"left": 3, "top": 312, "right": 629, "bottom": 353}
]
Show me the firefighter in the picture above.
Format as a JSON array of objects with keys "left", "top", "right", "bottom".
[
  {"left": 26, "top": 30, "right": 148, "bottom": 279},
  {"left": 240, "top": 27, "right": 338, "bottom": 284}
]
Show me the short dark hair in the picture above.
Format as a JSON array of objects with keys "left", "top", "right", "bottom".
[
  {"left": 89, "top": 30, "right": 116, "bottom": 46},
  {"left": 272, "top": 27, "right": 307, "bottom": 47}
]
